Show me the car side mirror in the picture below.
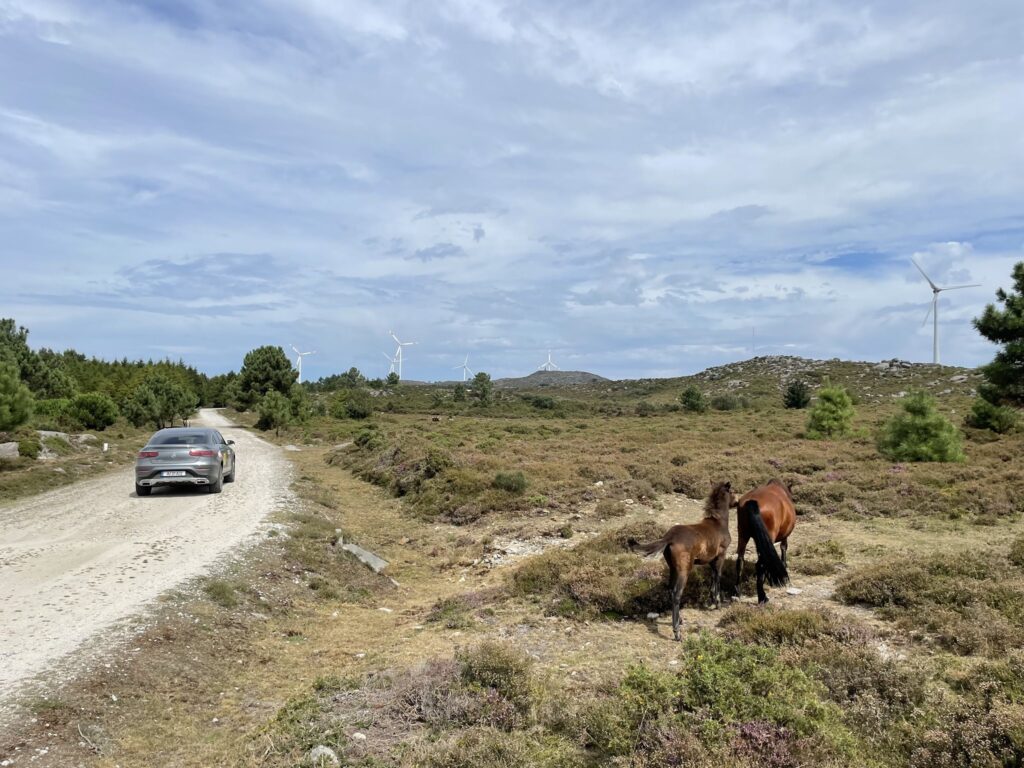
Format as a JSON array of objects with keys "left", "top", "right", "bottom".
[{"left": 227, "top": 440, "right": 235, "bottom": 445}]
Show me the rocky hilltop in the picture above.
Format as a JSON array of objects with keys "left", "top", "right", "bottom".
[{"left": 494, "top": 370, "right": 610, "bottom": 389}]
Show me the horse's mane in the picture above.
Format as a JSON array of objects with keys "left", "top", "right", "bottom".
[{"left": 704, "top": 482, "right": 732, "bottom": 518}]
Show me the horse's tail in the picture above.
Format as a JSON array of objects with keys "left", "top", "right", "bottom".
[
  {"left": 628, "top": 535, "right": 668, "bottom": 558},
  {"left": 741, "top": 500, "right": 788, "bottom": 587}
]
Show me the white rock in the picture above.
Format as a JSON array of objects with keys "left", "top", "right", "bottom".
[
  {"left": 646, "top": 612, "right": 660, "bottom": 620},
  {"left": 785, "top": 587, "right": 802, "bottom": 595},
  {"left": 307, "top": 745, "right": 340, "bottom": 766},
  {"left": 352, "top": 732, "right": 367, "bottom": 741}
]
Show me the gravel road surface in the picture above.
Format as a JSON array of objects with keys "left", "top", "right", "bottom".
[{"left": 0, "top": 409, "right": 292, "bottom": 709}]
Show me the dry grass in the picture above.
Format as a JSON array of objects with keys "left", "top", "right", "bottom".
[{"left": 5, "top": 365, "right": 1024, "bottom": 767}]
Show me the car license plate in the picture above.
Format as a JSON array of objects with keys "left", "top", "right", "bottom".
[{"left": 162, "top": 471, "right": 187, "bottom": 477}]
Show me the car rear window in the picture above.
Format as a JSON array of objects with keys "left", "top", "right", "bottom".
[{"left": 152, "top": 433, "right": 210, "bottom": 446}]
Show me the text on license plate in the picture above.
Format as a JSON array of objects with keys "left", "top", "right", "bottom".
[{"left": 162, "top": 471, "right": 187, "bottom": 477}]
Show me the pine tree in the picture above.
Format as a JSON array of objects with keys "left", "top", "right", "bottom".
[
  {"left": 805, "top": 385, "right": 854, "bottom": 439},
  {"left": 679, "top": 385, "right": 707, "bottom": 412},
  {"left": 973, "top": 261, "right": 1024, "bottom": 405},
  {"left": 877, "top": 391, "right": 964, "bottom": 462},
  {"left": 0, "top": 362, "right": 33, "bottom": 432}
]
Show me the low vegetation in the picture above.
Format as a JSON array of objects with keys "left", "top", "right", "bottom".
[{"left": 835, "top": 549, "right": 1024, "bottom": 656}]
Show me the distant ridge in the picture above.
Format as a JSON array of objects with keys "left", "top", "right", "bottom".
[{"left": 494, "top": 370, "right": 609, "bottom": 389}]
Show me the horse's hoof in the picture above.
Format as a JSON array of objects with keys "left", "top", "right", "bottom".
[{"left": 758, "top": 597, "right": 770, "bottom": 606}]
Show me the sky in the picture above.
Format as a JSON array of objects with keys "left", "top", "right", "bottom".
[{"left": 1, "top": 0, "right": 1022, "bottom": 381}]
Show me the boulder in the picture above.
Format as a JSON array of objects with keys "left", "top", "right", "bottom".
[
  {"left": 306, "top": 745, "right": 339, "bottom": 766},
  {"left": 0, "top": 442, "right": 18, "bottom": 460}
]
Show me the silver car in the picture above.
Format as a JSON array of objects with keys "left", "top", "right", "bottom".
[{"left": 135, "top": 427, "right": 236, "bottom": 496}]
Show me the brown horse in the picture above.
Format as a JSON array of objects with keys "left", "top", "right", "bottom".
[
  {"left": 733, "top": 479, "right": 794, "bottom": 604},
  {"left": 631, "top": 481, "right": 736, "bottom": 641}
]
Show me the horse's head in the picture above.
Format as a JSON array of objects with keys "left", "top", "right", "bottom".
[{"left": 707, "top": 481, "right": 735, "bottom": 516}]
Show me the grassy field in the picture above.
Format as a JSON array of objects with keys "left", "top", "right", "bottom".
[{"left": 3, "top": 357, "right": 1023, "bottom": 767}]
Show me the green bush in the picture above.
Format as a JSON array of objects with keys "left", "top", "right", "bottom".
[
  {"left": 0, "top": 362, "right": 33, "bottom": 432},
  {"left": 635, "top": 401, "right": 657, "bottom": 416},
  {"left": 784, "top": 380, "right": 812, "bottom": 409},
  {"left": 877, "top": 391, "right": 964, "bottom": 462},
  {"left": 582, "top": 634, "right": 851, "bottom": 760},
  {"left": 679, "top": 385, "right": 707, "bottom": 412},
  {"left": 492, "top": 471, "right": 527, "bottom": 494},
  {"left": 965, "top": 397, "right": 1018, "bottom": 434},
  {"left": 67, "top": 392, "right": 119, "bottom": 430},
  {"left": 709, "top": 393, "right": 746, "bottom": 411},
  {"left": 256, "top": 390, "right": 292, "bottom": 435},
  {"left": 18, "top": 437, "right": 41, "bottom": 458},
  {"left": 805, "top": 385, "right": 854, "bottom": 439},
  {"left": 1010, "top": 536, "right": 1024, "bottom": 568},
  {"left": 330, "top": 389, "right": 373, "bottom": 419}
]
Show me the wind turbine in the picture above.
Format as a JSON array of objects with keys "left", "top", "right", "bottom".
[
  {"left": 911, "top": 258, "right": 980, "bottom": 365},
  {"left": 290, "top": 345, "right": 317, "bottom": 383},
  {"left": 538, "top": 350, "right": 559, "bottom": 372},
  {"left": 389, "top": 330, "right": 416, "bottom": 379},
  {"left": 381, "top": 351, "right": 397, "bottom": 376},
  {"left": 453, "top": 354, "right": 473, "bottom": 382}
]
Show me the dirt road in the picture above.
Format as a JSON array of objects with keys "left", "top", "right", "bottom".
[{"left": 0, "top": 409, "right": 292, "bottom": 708}]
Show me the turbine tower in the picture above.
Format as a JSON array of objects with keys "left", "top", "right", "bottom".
[
  {"left": 538, "top": 350, "right": 559, "bottom": 372},
  {"left": 911, "top": 258, "right": 980, "bottom": 365},
  {"left": 290, "top": 345, "right": 317, "bottom": 383},
  {"left": 389, "top": 330, "right": 416, "bottom": 379},
  {"left": 453, "top": 354, "right": 473, "bottom": 382}
]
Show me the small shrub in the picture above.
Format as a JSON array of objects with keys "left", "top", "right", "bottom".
[
  {"left": 457, "top": 641, "right": 534, "bottom": 721},
  {"left": 965, "top": 397, "right": 1018, "bottom": 434},
  {"left": 679, "top": 385, "right": 708, "bottom": 413},
  {"left": 594, "top": 499, "right": 627, "bottom": 519},
  {"left": 719, "top": 607, "right": 838, "bottom": 646},
  {"left": 492, "top": 471, "right": 527, "bottom": 494},
  {"left": 805, "top": 385, "right": 854, "bottom": 439},
  {"left": 42, "top": 435, "right": 74, "bottom": 456},
  {"left": 18, "top": 437, "right": 41, "bottom": 458},
  {"left": 877, "top": 391, "right": 964, "bottom": 462},
  {"left": 427, "top": 596, "right": 476, "bottom": 629},
  {"left": 710, "top": 393, "right": 747, "bottom": 411},
  {"left": 68, "top": 392, "right": 119, "bottom": 430},
  {"left": 1010, "top": 536, "right": 1024, "bottom": 568},
  {"left": 558, "top": 524, "right": 573, "bottom": 539},
  {"left": 783, "top": 380, "right": 812, "bottom": 409},
  {"left": 203, "top": 579, "right": 238, "bottom": 608},
  {"left": 635, "top": 401, "right": 657, "bottom": 417}
]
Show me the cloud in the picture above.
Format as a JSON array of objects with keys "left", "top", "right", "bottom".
[
  {"left": 409, "top": 243, "right": 468, "bottom": 262},
  {"left": 0, "top": 0, "right": 1021, "bottom": 379}
]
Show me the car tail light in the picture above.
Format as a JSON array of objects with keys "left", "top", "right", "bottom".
[
  {"left": 189, "top": 449, "right": 216, "bottom": 457},
  {"left": 138, "top": 451, "right": 158, "bottom": 458}
]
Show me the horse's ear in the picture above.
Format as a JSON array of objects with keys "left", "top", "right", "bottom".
[{"left": 725, "top": 481, "right": 731, "bottom": 489}]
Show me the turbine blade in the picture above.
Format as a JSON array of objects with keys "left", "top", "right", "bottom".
[
  {"left": 939, "top": 284, "right": 981, "bottom": 291},
  {"left": 921, "top": 302, "right": 933, "bottom": 327},
  {"left": 911, "top": 258, "right": 938, "bottom": 290}
]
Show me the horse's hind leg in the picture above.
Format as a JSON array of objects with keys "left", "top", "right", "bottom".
[
  {"left": 756, "top": 559, "right": 769, "bottom": 605},
  {"left": 780, "top": 537, "right": 789, "bottom": 567},
  {"left": 734, "top": 536, "right": 749, "bottom": 598},
  {"left": 665, "top": 548, "right": 689, "bottom": 641}
]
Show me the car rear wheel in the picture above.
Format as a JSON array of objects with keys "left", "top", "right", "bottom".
[
  {"left": 208, "top": 473, "right": 223, "bottom": 494},
  {"left": 225, "top": 460, "right": 236, "bottom": 483},
  {"left": 136, "top": 484, "right": 152, "bottom": 497}
]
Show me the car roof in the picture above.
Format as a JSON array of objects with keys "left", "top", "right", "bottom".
[{"left": 154, "top": 427, "right": 216, "bottom": 434}]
